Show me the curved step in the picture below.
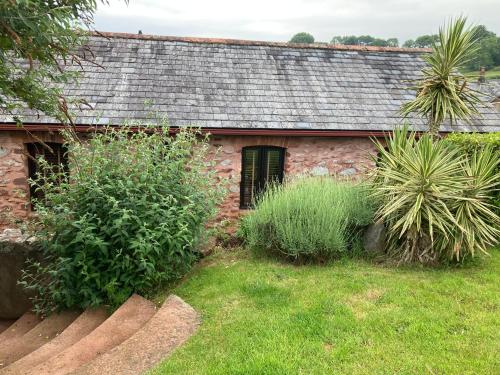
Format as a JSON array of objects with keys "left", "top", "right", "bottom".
[
  {"left": 0, "top": 311, "right": 80, "bottom": 368},
  {"left": 26, "top": 294, "right": 156, "bottom": 375},
  {"left": 73, "top": 295, "right": 200, "bottom": 375},
  {"left": 0, "top": 313, "right": 40, "bottom": 344},
  {"left": 0, "top": 321, "right": 15, "bottom": 336},
  {"left": 2, "top": 308, "right": 109, "bottom": 374}
]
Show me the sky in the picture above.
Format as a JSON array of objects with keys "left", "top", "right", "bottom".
[{"left": 94, "top": 0, "right": 500, "bottom": 44}]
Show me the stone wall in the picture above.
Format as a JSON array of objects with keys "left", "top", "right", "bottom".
[
  {"left": 0, "top": 131, "right": 378, "bottom": 229},
  {"left": 0, "top": 131, "right": 63, "bottom": 229},
  {"left": 0, "top": 236, "right": 41, "bottom": 318},
  {"left": 208, "top": 135, "right": 377, "bottom": 222}
]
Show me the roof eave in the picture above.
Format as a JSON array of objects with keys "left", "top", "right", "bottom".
[{"left": 0, "top": 123, "right": 455, "bottom": 137}]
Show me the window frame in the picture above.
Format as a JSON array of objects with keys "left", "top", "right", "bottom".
[{"left": 239, "top": 145, "right": 285, "bottom": 209}]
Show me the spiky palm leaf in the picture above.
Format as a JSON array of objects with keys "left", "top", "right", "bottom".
[{"left": 401, "top": 17, "right": 484, "bottom": 135}]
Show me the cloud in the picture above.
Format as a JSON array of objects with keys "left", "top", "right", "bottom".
[{"left": 94, "top": 0, "right": 500, "bottom": 43}]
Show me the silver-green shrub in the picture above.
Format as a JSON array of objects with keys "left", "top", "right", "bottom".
[{"left": 240, "top": 177, "right": 375, "bottom": 261}]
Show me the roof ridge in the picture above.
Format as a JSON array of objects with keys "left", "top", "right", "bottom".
[{"left": 91, "top": 31, "right": 432, "bottom": 54}]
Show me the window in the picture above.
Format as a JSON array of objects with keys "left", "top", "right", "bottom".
[
  {"left": 240, "top": 146, "right": 285, "bottom": 208},
  {"left": 27, "top": 143, "right": 68, "bottom": 203}
]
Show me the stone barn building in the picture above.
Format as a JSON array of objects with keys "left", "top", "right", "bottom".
[{"left": 1, "top": 32, "right": 499, "bottom": 231}]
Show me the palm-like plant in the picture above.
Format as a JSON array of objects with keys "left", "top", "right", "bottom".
[
  {"left": 372, "top": 126, "right": 499, "bottom": 264},
  {"left": 401, "top": 17, "right": 483, "bottom": 135},
  {"left": 448, "top": 146, "right": 500, "bottom": 259}
]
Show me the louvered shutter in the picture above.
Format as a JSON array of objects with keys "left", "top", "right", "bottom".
[
  {"left": 240, "top": 146, "right": 285, "bottom": 208},
  {"left": 262, "top": 148, "right": 284, "bottom": 186},
  {"left": 240, "top": 148, "right": 261, "bottom": 208}
]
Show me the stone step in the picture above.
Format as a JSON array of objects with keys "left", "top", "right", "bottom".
[
  {"left": 26, "top": 294, "right": 156, "bottom": 375},
  {"left": 0, "top": 310, "right": 80, "bottom": 368},
  {"left": 73, "top": 295, "right": 200, "bottom": 375},
  {"left": 0, "top": 312, "right": 40, "bottom": 345},
  {"left": 1, "top": 308, "right": 109, "bottom": 374},
  {"left": 0, "top": 321, "right": 14, "bottom": 336}
]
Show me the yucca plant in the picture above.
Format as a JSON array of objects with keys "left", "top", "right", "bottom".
[
  {"left": 372, "top": 127, "right": 499, "bottom": 264},
  {"left": 401, "top": 17, "right": 483, "bottom": 136},
  {"left": 448, "top": 146, "right": 500, "bottom": 259}
]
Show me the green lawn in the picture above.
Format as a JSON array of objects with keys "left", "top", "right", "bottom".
[
  {"left": 151, "top": 248, "right": 500, "bottom": 375},
  {"left": 464, "top": 66, "right": 500, "bottom": 80}
]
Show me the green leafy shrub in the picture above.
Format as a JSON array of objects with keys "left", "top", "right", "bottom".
[
  {"left": 21, "top": 126, "right": 225, "bottom": 314},
  {"left": 372, "top": 127, "right": 499, "bottom": 264},
  {"left": 240, "top": 177, "right": 375, "bottom": 261},
  {"left": 444, "top": 132, "right": 500, "bottom": 152}
]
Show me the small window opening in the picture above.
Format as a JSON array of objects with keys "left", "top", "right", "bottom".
[{"left": 240, "top": 146, "right": 285, "bottom": 208}]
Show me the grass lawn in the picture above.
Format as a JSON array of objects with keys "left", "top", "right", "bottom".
[
  {"left": 150, "top": 248, "right": 500, "bottom": 375},
  {"left": 464, "top": 66, "right": 500, "bottom": 80}
]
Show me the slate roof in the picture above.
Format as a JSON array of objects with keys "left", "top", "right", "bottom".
[
  {"left": 1, "top": 32, "right": 499, "bottom": 132},
  {"left": 478, "top": 80, "right": 500, "bottom": 101}
]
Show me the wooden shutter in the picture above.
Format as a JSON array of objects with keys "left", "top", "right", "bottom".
[
  {"left": 240, "top": 146, "right": 285, "bottom": 208},
  {"left": 263, "top": 148, "right": 284, "bottom": 185},
  {"left": 240, "top": 148, "right": 261, "bottom": 208}
]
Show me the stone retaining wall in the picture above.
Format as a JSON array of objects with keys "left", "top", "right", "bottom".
[{"left": 0, "top": 236, "right": 41, "bottom": 318}]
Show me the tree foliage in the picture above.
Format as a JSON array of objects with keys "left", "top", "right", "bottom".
[
  {"left": 466, "top": 34, "right": 500, "bottom": 71},
  {"left": 0, "top": 0, "right": 116, "bottom": 124},
  {"left": 403, "top": 34, "right": 439, "bottom": 48},
  {"left": 331, "top": 35, "right": 398, "bottom": 47},
  {"left": 401, "top": 17, "right": 483, "bottom": 135},
  {"left": 404, "top": 25, "right": 500, "bottom": 71},
  {"left": 289, "top": 32, "right": 315, "bottom": 44}
]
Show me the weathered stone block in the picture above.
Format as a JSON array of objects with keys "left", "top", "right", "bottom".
[
  {"left": 363, "top": 222, "right": 386, "bottom": 254},
  {"left": 13, "top": 177, "right": 27, "bottom": 186},
  {"left": 311, "top": 166, "right": 329, "bottom": 176},
  {"left": 339, "top": 167, "right": 357, "bottom": 176},
  {"left": 0, "top": 146, "right": 9, "bottom": 158},
  {"left": 229, "top": 184, "right": 239, "bottom": 193}
]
